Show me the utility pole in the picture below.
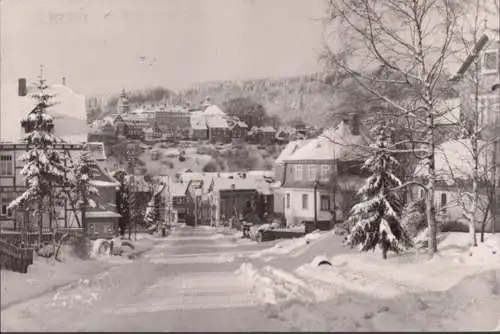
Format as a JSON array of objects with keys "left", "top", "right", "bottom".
[{"left": 313, "top": 179, "right": 318, "bottom": 229}]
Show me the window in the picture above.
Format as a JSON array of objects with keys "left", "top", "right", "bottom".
[
  {"left": 0, "top": 197, "right": 13, "bottom": 217},
  {"left": 294, "top": 165, "right": 303, "bottom": 181},
  {"left": 320, "top": 165, "right": 331, "bottom": 181},
  {"left": 302, "top": 194, "right": 309, "bottom": 210},
  {"left": 476, "top": 94, "right": 500, "bottom": 126},
  {"left": 0, "top": 155, "right": 13, "bottom": 176},
  {"left": 482, "top": 51, "right": 498, "bottom": 73},
  {"left": 307, "top": 165, "right": 317, "bottom": 180},
  {"left": 286, "top": 193, "right": 291, "bottom": 209},
  {"left": 320, "top": 195, "right": 330, "bottom": 211},
  {"left": 419, "top": 189, "right": 425, "bottom": 199},
  {"left": 440, "top": 193, "right": 447, "bottom": 213}
]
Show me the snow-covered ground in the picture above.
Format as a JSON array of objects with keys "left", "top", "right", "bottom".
[
  {"left": 235, "top": 232, "right": 500, "bottom": 331},
  {"left": 247, "top": 230, "right": 333, "bottom": 260},
  {"left": 1, "top": 233, "right": 160, "bottom": 310}
]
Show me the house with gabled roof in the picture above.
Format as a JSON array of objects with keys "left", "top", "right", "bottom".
[
  {"left": 189, "top": 112, "right": 208, "bottom": 141},
  {"left": 170, "top": 182, "right": 189, "bottom": 224},
  {"left": 206, "top": 116, "right": 230, "bottom": 143},
  {"left": 276, "top": 117, "right": 371, "bottom": 227},
  {"left": 272, "top": 139, "right": 312, "bottom": 215}
]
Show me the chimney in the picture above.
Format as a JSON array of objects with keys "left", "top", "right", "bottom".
[
  {"left": 18, "top": 78, "right": 27, "bottom": 97},
  {"left": 62, "top": 77, "right": 66, "bottom": 85},
  {"left": 352, "top": 114, "right": 360, "bottom": 136}
]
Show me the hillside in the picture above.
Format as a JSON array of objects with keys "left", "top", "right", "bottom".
[
  {"left": 95, "top": 73, "right": 366, "bottom": 127},
  {"left": 179, "top": 74, "right": 342, "bottom": 126}
]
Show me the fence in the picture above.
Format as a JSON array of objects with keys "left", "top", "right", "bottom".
[
  {"left": 0, "top": 238, "right": 34, "bottom": 273},
  {"left": 0, "top": 228, "right": 84, "bottom": 249}
]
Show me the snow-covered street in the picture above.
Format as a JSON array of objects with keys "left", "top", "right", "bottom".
[
  {"left": 0, "top": 226, "right": 289, "bottom": 332},
  {"left": 2, "top": 226, "right": 500, "bottom": 331}
]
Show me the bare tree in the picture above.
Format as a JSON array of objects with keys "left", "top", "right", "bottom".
[
  {"left": 324, "top": 0, "right": 464, "bottom": 257},
  {"left": 440, "top": 0, "right": 500, "bottom": 246}
]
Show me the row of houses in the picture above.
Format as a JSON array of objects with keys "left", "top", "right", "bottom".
[
  {"left": 165, "top": 118, "right": 370, "bottom": 229},
  {"left": 168, "top": 170, "right": 274, "bottom": 226},
  {"left": 89, "top": 103, "right": 278, "bottom": 144}
]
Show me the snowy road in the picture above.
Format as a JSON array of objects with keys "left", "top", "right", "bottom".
[{"left": 1, "top": 226, "right": 289, "bottom": 332}]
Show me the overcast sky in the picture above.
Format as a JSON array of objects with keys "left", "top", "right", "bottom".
[{"left": 0, "top": 0, "right": 327, "bottom": 96}]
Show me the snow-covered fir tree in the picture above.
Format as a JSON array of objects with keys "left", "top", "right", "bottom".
[
  {"left": 144, "top": 180, "right": 165, "bottom": 234},
  {"left": 69, "top": 150, "right": 100, "bottom": 232},
  {"left": 112, "top": 169, "right": 130, "bottom": 236},
  {"left": 346, "top": 126, "right": 412, "bottom": 259},
  {"left": 9, "top": 73, "right": 68, "bottom": 244}
]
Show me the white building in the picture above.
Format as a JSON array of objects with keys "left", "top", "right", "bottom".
[{"left": 1, "top": 78, "right": 88, "bottom": 144}]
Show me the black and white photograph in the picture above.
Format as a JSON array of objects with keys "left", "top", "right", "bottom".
[{"left": 0, "top": 0, "right": 499, "bottom": 331}]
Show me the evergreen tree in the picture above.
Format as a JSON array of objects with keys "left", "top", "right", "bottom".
[
  {"left": 144, "top": 180, "right": 165, "bottom": 234},
  {"left": 346, "top": 127, "right": 412, "bottom": 259},
  {"left": 112, "top": 169, "right": 130, "bottom": 236},
  {"left": 69, "top": 150, "right": 100, "bottom": 233},
  {"left": 9, "top": 72, "right": 68, "bottom": 245}
]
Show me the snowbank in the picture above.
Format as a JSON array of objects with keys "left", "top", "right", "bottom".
[
  {"left": 295, "top": 233, "right": 500, "bottom": 298},
  {"left": 248, "top": 231, "right": 330, "bottom": 260},
  {"left": 235, "top": 262, "right": 336, "bottom": 306},
  {"left": 1, "top": 254, "right": 112, "bottom": 309}
]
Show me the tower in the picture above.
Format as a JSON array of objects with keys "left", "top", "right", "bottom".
[{"left": 116, "top": 89, "right": 130, "bottom": 114}]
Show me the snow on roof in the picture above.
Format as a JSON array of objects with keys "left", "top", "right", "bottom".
[
  {"left": 163, "top": 148, "right": 180, "bottom": 156},
  {"left": 246, "top": 170, "right": 274, "bottom": 178},
  {"left": 213, "top": 177, "right": 258, "bottom": 191},
  {"left": 275, "top": 140, "right": 311, "bottom": 164},
  {"left": 84, "top": 142, "right": 107, "bottom": 161},
  {"left": 204, "top": 104, "right": 226, "bottom": 116},
  {"left": 1, "top": 83, "right": 87, "bottom": 143},
  {"left": 213, "top": 176, "right": 272, "bottom": 194},
  {"left": 170, "top": 182, "right": 188, "bottom": 197},
  {"left": 416, "top": 139, "right": 493, "bottom": 180},
  {"left": 86, "top": 210, "right": 121, "bottom": 218},
  {"left": 206, "top": 116, "right": 229, "bottom": 128},
  {"left": 236, "top": 120, "right": 248, "bottom": 128},
  {"left": 260, "top": 126, "right": 276, "bottom": 132},
  {"left": 190, "top": 115, "right": 207, "bottom": 130},
  {"left": 284, "top": 121, "right": 370, "bottom": 162},
  {"left": 90, "top": 180, "right": 120, "bottom": 187}
]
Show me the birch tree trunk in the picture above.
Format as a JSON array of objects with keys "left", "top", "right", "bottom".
[
  {"left": 470, "top": 135, "right": 479, "bottom": 247},
  {"left": 470, "top": 176, "right": 479, "bottom": 246}
]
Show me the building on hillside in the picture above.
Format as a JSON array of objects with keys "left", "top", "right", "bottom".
[
  {"left": 116, "top": 89, "right": 130, "bottom": 114},
  {"left": 277, "top": 118, "right": 371, "bottom": 227},
  {"left": 259, "top": 126, "right": 277, "bottom": 143},
  {"left": 189, "top": 113, "right": 208, "bottom": 140},
  {"left": 122, "top": 114, "right": 149, "bottom": 139},
  {"left": 143, "top": 128, "right": 154, "bottom": 143},
  {"left": 154, "top": 106, "right": 191, "bottom": 138},
  {"left": 206, "top": 116, "right": 230, "bottom": 143},
  {"left": 247, "top": 126, "right": 276, "bottom": 144},
  {"left": 228, "top": 119, "right": 249, "bottom": 139},
  {"left": 1, "top": 78, "right": 88, "bottom": 144}
]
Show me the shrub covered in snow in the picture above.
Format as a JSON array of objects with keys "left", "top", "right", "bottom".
[{"left": 401, "top": 199, "right": 427, "bottom": 239}]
